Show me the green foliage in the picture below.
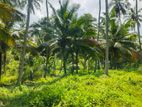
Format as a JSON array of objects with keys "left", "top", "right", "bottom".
[{"left": 0, "top": 70, "right": 142, "bottom": 107}]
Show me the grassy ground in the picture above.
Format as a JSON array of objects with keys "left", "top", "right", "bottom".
[{"left": 0, "top": 70, "right": 142, "bottom": 107}]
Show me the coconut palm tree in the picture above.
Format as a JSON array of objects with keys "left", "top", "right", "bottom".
[
  {"left": 41, "top": 0, "right": 99, "bottom": 75},
  {"left": 48, "top": 0, "right": 80, "bottom": 74},
  {"left": 110, "top": 0, "right": 130, "bottom": 25},
  {"left": 17, "top": 0, "right": 42, "bottom": 85},
  {"left": 108, "top": 11, "right": 138, "bottom": 68},
  {"left": 127, "top": 8, "right": 142, "bottom": 30}
]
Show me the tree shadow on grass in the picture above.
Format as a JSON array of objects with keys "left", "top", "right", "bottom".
[
  {"left": 72, "top": 70, "right": 104, "bottom": 77},
  {"left": 25, "top": 74, "right": 68, "bottom": 88}
]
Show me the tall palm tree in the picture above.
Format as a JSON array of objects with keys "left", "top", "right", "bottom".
[
  {"left": 47, "top": 0, "right": 98, "bottom": 74},
  {"left": 108, "top": 10, "right": 138, "bottom": 68},
  {"left": 48, "top": 0, "right": 80, "bottom": 74},
  {"left": 17, "top": 0, "right": 41, "bottom": 85},
  {"left": 104, "top": 0, "right": 109, "bottom": 75},
  {"left": 128, "top": 8, "right": 142, "bottom": 31},
  {"left": 110, "top": 0, "right": 130, "bottom": 25}
]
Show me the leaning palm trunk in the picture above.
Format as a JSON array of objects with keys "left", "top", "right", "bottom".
[
  {"left": 136, "top": 0, "right": 141, "bottom": 50},
  {"left": 104, "top": 0, "right": 109, "bottom": 75},
  {"left": 17, "top": 0, "right": 31, "bottom": 85}
]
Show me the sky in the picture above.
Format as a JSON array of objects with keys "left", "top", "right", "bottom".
[
  {"left": 30, "top": 0, "right": 108, "bottom": 22},
  {"left": 30, "top": 0, "right": 142, "bottom": 23},
  {"left": 29, "top": 0, "right": 142, "bottom": 34}
]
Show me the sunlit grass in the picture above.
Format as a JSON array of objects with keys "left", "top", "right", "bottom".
[{"left": 0, "top": 70, "right": 142, "bottom": 107}]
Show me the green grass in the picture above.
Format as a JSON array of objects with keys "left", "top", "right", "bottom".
[{"left": 0, "top": 70, "right": 142, "bottom": 107}]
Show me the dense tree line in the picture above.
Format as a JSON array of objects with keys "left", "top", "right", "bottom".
[{"left": 0, "top": 0, "right": 142, "bottom": 85}]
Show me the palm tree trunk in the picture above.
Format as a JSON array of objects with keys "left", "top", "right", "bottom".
[
  {"left": 94, "top": 61, "right": 97, "bottom": 73},
  {"left": 17, "top": 0, "right": 31, "bottom": 85},
  {"left": 136, "top": 0, "right": 141, "bottom": 50},
  {"left": 44, "top": 0, "right": 50, "bottom": 78},
  {"left": 62, "top": 46, "right": 67, "bottom": 74},
  {"left": 3, "top": 49, "right": 6, "bottom": 74},
  {"left": 71, "top": 52, "right": 75, "bottom": 74},
  {"left": 46, "top": 0, "right": 49, "bottom": 20},
  {"left": 97, "top": 0, "right": 101, "bottom": 40},
  {"left": 44, "top": 49, "right": 49, "bottom": 78},
  {"left": 29, "top": 70, "right": 34, "bottom": 81},
  {"left": 83, "top": 57, "right": 87, "bottom": 71},
  {"left": 63, "top": 55, "right": 67, "bottom": 74},
  {"left": 104, "top": 0, "right": 109, "bottom": 75},
  {"left": 95, "top": 0, "right": 102, "bottom": 73},
  {"left": 75, "top": 48, "right": 79, "bottom": 74}
]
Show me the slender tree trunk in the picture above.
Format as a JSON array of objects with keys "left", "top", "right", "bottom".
[
  {"left": 136, "top": 0, "right": 141, "bottom": 50},
  {"left": 44, "top": 49, "right": 49, "bottom": 78},
  {"left": 62, "top": 46, "right": 67, "bottom": 74},
  {"left": 95, "top": 0, "right": 102, "bottom": 73},
  {"left": 63, "top": 55, "right": 67, "bottom": 75},
  {"left": 29, "top": 70, "right": 34, "bottom": 81},
  {"left": 94, "top": 61, "right": 97, "bottom": 73},
  {"left": 53, "top": 55, "right": 56, "bottom": 70},
  {"left": 75, "top": 48, "right": 79, "bottom": 74},
  {"left": 60, "top": 60, "right": 63, "bottom": 72},
  {"left": 44, "top": 0, "right": 50, "bottom": 78},
  {"left": 71, "top": 52, "right": 75, "bottom": 74},
  {"left": 17, "top": 0, "right": 31, "bottom": 85},
  {"left": 104, "top": 0, "right": 109, "bottom": 75},
  {"left": 3, "top": 49, "right": 6, "bottom": 75},
  {"left": 46, "top": 0, "right": 49, "bottom": 20},
  {"left": 97, "top": 0, "right": 101, "bottom": 40},
  {"left": 83, "top": 57, "right": 87, "bottom": 71}
]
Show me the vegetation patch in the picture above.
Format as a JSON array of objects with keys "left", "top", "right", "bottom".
[{"left": 0, "top": 70, "right": 142, "bottom": 107}]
